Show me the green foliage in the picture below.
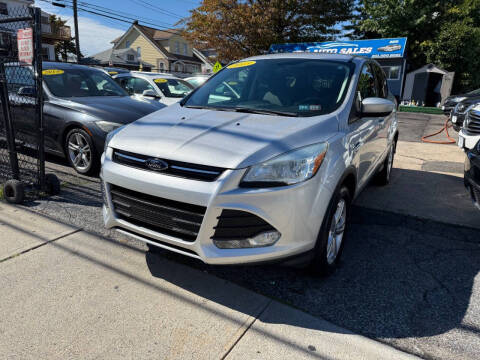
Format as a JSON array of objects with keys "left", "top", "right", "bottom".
[
  {"left": 399, "top": 105, "right": 444, "bottom": 115},
  {"left": 49, "top": 15, "right": 82, "bottom": 61},
  {"left": 351, "top": 0, "right": 480, "bottom": 93}
]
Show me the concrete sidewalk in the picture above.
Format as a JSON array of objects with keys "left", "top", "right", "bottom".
[{"left": 0, "top": 204, "right": 419, "bottom": 360}]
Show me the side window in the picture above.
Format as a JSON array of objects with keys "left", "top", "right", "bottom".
[
  {"left": 357, "top": 64, "right": 377, "bottom": 100},
  {"left": 372, "top": 63, "right": 388, "bottom": 98},
  {"left": 133, "top": 78, "right": 155, "bottom": 94},
  {"left": 114, "top": 76, "right": 135, "bottom": 95}
]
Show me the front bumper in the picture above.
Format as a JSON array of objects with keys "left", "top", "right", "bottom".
[
  {"left": 101, "top": 148, "right": 334, "bottom": 265},
  {"left": 465, "top": 152, "right": 480, "bottom": 210}
]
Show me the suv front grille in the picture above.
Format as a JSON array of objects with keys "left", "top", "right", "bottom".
[
  {"left": 466, "top": 110, "right": 480, "bottom": 134},
  {"left": 212, "top": 210, "right": 276, "bottom": 241},
  {"left": 110, "top": 185, "right": 206, "bottom": 242},
  {"left": 112, "top": 149, "right": 225, "bottom": 181}
]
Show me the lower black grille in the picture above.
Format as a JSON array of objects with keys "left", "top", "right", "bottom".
[
  {"left": 466, "top": 110, "right": 480, "bottom": 134},
  {"left": 112, "top": 149, "right": 225, "bottom": 181},
  {"left": 212, "top": 210, "right": 276, "bottom": 241},
  {"left": 110, "top": 185, "right": 206, "bottom": 242}
]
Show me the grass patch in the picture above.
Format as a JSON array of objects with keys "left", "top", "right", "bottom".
[
  {"left": 0, "top": 185, "right": 3, "bottom": 200},
  {"left": 399, "top": 105, "right": 444, "bottom": 115}
]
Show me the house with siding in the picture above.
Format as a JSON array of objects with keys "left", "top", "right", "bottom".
[{"left": 90, "top": 21, "right": 204, "bottom": 76}]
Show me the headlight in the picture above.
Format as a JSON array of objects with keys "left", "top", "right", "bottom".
[
  {"left": 95, "top": 120, "right": 123, "bottom": 133},
  {"left": 455, "top": 103, "right": 475, "bottom": 114},
  {"left": 452, "top": 97, "right": 467, "bottom": 103},
  {"left": 103, "top": 125, "right": 124, "bottom": 152},
  {"left": 241, "top": 142, "right": 328, "bottom": 187}
]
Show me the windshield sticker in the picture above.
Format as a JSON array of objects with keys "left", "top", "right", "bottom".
[
  {"left": 154, "top": 78, "right": 168, "bottom": 83},
  {"left": 227, "top": 61, "right": 256, "bottom": 69},
  {"left": 42, "top": 69, "right": 64, "bottom": 76},
  {"left": 108, "top": 71, "right": 118, "bottom": 75},
  {"left": 299, "top": 105, "right": 322, "bottom": 111}
]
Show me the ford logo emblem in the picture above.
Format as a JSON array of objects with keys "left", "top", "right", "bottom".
[{"left": 145, "top": 158, "right": 168, "bottom": 172}]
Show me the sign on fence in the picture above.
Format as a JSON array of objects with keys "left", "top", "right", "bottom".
[{"left": 17, "top": 28, "right": 33, "bottom": 64}]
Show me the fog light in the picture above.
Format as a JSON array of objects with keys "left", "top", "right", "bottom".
[{"left": 213, "top": 231, "right": 281, "bottom": 249}]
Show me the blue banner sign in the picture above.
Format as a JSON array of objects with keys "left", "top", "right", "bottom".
[{"left": 269, "top": 38, "right": 407, "bottom": 59}]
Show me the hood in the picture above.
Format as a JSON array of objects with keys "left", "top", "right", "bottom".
[
  {"left": 109, "top": 104, "right": 338, "bottom": 169},
  {"left": 161, "top": 97, "right": 182, "bottom": 106},
  {"left": 51, "top": 96, "right": 165, "bottom": 125}
]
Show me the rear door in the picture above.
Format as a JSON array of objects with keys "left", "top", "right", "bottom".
[{"left": 371, "top": 62, "right": 392, "bottom": 162}]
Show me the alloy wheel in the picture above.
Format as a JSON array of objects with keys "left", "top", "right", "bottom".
[
  {"left": 68, "top": 132, "right": 92, "bottom": 172},
  {"left": 326, "top": 198, "right": 347, "bottom": 265}
]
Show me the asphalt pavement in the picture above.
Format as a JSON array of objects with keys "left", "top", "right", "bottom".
[{"left": 17, "top": 112, "right": 480, "bottom": 360}]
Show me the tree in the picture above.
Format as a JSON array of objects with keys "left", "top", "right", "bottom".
[
  {"left": 49, "top": 15, "right": 82, "bottom": 62},
  {"left": 182, "top": 0, "right": 354, "bottom": 62},
  {"left": 351, "top": 0, "right": 480, "bottom": 92}
]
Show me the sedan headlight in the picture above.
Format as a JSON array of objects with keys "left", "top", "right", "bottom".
[
  {"left": 241, "top": 142, "right": 328, "bottom": 187},
  {"left": 95, "top": 120, "right": 123, "bottom": 133},
  {"left": 103, "top": 125, "right": 124, "bottom": 152}
]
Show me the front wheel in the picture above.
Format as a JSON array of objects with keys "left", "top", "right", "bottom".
[
  {"left": 375, "top": 142, "right": 396, "bottom": 186},
  {"left": 65, "top": 128, "right": 99, "bottom": 175},
  {"left": 309, "top": 186, "right": 351, "bottom": 276}
]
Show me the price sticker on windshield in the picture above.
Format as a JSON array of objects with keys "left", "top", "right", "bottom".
[
  {"left": 108, "top": 71, "right": 118, "bottom": 75},
  {"left": 227, "top": 61, "right": 256, "bottom": 69},
  {"left": 154, "top": 78, "right": 168, "bottom": 83},
  {"left": 42, "top": 69, "right": 64, "bottom": 76}
]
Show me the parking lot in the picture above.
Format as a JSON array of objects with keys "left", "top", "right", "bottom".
[{"left": 8, "top": 111, "right": 477, "bottom": 360}]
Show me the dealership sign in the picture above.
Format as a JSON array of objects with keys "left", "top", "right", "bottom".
[
  {"left": 17, "top": 28, "right": 33, "bottom": 64},
  {"left": 269, "top": 38, "right": 408, "bottom": 59}
]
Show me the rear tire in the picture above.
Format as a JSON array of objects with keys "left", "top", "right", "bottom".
[
  {"left": 375, "top": 141, "right": 396, "bottom": 186},
  {"left": 4, "top": 180, "right": 25, "bottom": 204},
  {"left": 65, "top": 128, "right": 99, "bottom": 176},
  {"left": 308, "top": 186, "right": 351, "bottom": 276}
]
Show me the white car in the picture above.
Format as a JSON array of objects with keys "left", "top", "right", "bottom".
[
  {"left": 113, "top": 72, "right": 194, "bottom": 106},
  {"left": 102, "top": 53, "right": 398, "bottom": 275},
  {"left": 185, "top": 75, "right": 210, "bottom": 88},
  {"left": 458, "top": 104, "right": 480, "bottom": 150}
]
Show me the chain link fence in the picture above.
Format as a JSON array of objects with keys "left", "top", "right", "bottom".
[{"left": 0, "top": 6, "right": 57, "bottom": 203}]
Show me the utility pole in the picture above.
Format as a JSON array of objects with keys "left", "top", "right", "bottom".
[{"left": 72, "top": 0, "right": 81, "bottom": 62}]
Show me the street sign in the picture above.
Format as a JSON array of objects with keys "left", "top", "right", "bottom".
[
  {"left": 213, "top": 61, "right": 222, "bottom": 73},
  {"left": 17, "top": 28, "right": 33, "bottom": 64}
]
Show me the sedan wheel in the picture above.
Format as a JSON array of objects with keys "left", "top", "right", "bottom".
[
  {"left": 326, "top": 198, "right": 347, "bottom": 265},
  {"left": 65, "top": 128, "right": 98, "bottom": 175}
]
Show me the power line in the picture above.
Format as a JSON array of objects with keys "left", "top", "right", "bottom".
[{"left": 128, "top": 0, "right": 183, "bottom": 19}]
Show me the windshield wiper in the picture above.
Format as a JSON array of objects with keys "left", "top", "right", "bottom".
[{"left": 233, "top": 107, "right": 299, "bottom": 117}]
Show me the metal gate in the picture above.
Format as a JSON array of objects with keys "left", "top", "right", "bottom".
[{"left": 0, "top": 6, "right": 55, "bottom": 203}]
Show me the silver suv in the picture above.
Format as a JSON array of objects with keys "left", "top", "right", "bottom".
[{"left": 101, "top": 53, "right": 398, "bottom": 275}]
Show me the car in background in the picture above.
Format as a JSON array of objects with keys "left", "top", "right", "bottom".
[
  {"left": 102, "top": 67, "right": 130, "bottom": 76},
  {"left": 458, "top": 105, "right": 480, "bottom": 151},
  {"left": 442, "top": 88, "right": 480, "bottom": 116},
  {"left": 101, "top": 53, "right": 398, "bottom": 275},
  {"left": 451, "top": 99, "right": 480, "bottom": 131},
  {"left": 185, "top": 75, "right": 210, "bottom": 88},
  {"left": 5, "top": 62, "right": 164, "bottom": 175},
  {"left": 464, "top": 140, "right": 480, "bottom": 211},
  {"left": 113, "top": 72, "right": 194, "bottom": 106}
]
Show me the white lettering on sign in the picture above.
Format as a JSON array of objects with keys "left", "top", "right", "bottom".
[{"left": 17, "top": 28, "right": 33, "bottom": 65}]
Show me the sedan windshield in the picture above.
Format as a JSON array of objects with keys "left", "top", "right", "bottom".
[
  {"left": 183, "top": 59, "right": 353, "bottom": 117},
  {"left": 153, "top": 78, "right": 194, "bottom": 98},
  {"left": 43, "top": 68, "right": 128, "bottom": 97}
]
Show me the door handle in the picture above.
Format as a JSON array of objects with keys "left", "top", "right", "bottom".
[{"left": 351, "top": 142, "right": 362, "bottom": 153}]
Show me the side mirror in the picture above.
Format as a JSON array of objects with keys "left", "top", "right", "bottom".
[
  {"left": 361, "top": 97, "right": 395, "bottom": 116},
  {"left": 18, "top": 86, "right": 36, "bottom": 97},
  {"left": 142, "top": 89, "right": 158, "bottom": 98}
]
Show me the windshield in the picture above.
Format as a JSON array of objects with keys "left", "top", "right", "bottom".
[
  {"left": 183, "top": 59, "right": 353, "bottom": 116},
  {"left": 43, "top": 68, "right": 128, "bottom": 97},
  {"left": 153, "top": 78, "right": 194, "bottom": 98},
  {"left": 186, "top": 77, "right": 207, "bottom": 88}
]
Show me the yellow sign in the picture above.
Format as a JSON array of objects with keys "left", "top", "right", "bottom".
[
  {"left": 212, "top": 61, "right": 222, "bottom": 73},
  {"left": 42, "top": 69, "right": 64, "bottom": 76},
  {"left": 108, "top": 71, "right": 118, "bottom": 75},
  {"left": 227, "top": 61, "right": 256, "bottom": 69},
  {"left": 154, "top": 78, "right": 168, "bottom": 83}
]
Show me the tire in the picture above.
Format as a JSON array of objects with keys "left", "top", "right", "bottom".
[
  {"left": 45, "top": 173, "right": 61, "bottom": 195},
  {"left": 309, "top": 186, "right": 351, "bottom": 276},
  {"left": 3, "top": 179, "right": 25, "bottom": 204},
  {"left": 65, "top": 128, "right": 99, "bottom": 176},
  {"left": 375, "top": 141, "right": 396, "bottom": 186}
]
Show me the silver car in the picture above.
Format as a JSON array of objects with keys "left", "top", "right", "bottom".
[{"left": 101, "top": 53, "right": 398, "bottom": 275}]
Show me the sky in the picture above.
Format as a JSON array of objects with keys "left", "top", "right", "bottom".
[{"left": 36, "top": 0, "right": 202, "bottom": 56}]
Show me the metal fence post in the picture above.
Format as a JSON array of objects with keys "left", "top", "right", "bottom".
[
  {"left": 0, "top": 62, "right": 20, "bottom": 180},
  {"left": 32, "top": 7, "right": 45, "bottom": 191}
]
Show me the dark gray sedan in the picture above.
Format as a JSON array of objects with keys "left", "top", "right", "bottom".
[{"left": 6, "top": 62, "right": 164, "bottom": 175}]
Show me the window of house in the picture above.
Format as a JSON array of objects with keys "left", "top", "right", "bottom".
[
  {"left": 158, "top": 61, "right": 164, "bottom": 71},
  {"left": 41, "top": 16, "right": 50, "bottom": 24},
  {"left": 137, "top": 47, "right": 141, "bottom": 58},
  {"left": 381, "top": 66, "right": 400, "bottom": 80},
  {"left": 41, "top": 47, "right": 50, "bottom": 61},
  {"left": 127, "top": 54, "right": 134, "bottom": 61},
  {"left": 183, "top": 43, "right": 188, "bottom": 55},
  {"left": 175, "top": 41, "right": 180, "bottom": 54},
  {"left": 126, "top": 40, "right": 130, "bottom": 48},
  {"left": 0, "top": 3, "right": 8, "bottom": 16}
]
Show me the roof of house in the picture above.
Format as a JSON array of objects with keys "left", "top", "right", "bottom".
[
  {"left": 112, "top": 22, "right": 202, "bottom": 64},
  {"left": 88, "top": 48, "right": 153, "bottom": 67}
]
